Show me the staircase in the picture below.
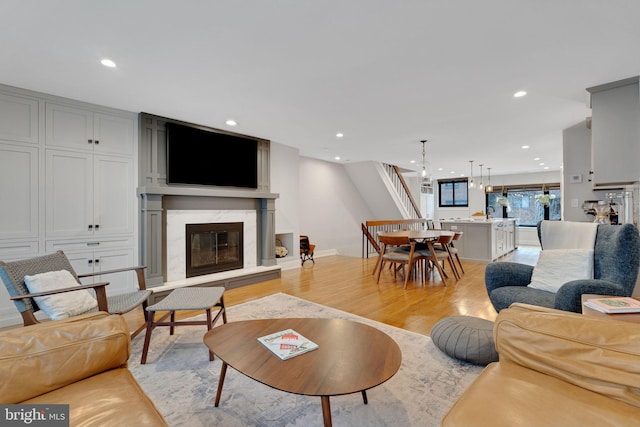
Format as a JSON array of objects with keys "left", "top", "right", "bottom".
[{"left": 343, "top": 161, "right": 422, "bottom": 220}]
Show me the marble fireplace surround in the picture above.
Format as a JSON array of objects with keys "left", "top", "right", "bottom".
[
  {"left": 166, "top": 209, "right": 256, "bottom": 282},
  {"left": 137, "top": 186, "right": 280, "bottom": 294}
]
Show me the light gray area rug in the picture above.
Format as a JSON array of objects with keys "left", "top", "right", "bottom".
[{"left": 129, "top": 293, "right": 482, "bottom": 426}]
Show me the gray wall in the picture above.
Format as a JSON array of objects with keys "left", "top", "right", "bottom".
[{"left": 562, "top": 120, "right": 596, "bottom": 222}]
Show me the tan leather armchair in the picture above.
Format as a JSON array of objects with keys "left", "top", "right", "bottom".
[
  {"left": 443, "top": 303, "right": 640, "bottom": 426},
  {"left": 0, "top": 312, "right": 167, "bottom": 426}
]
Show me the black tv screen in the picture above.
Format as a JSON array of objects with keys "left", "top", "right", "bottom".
[{"left": 166, "top": 122, "right": 258, "bottom": 189}]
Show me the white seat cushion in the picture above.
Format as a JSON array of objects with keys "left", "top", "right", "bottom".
[
  {"left": 24, "top": 270, "right": 98, "bottom": 320},
  {"left": 528, "top": 249, "right": 594, "bottom": 293}
]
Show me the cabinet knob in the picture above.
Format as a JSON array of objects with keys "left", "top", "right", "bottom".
[
  {"left": 94, "top": 224, "right": 100, "bottom": 230},
  {"left": 94, "top": 259, "right": 100, "bottom": 264},
  {"left": 88, "top": 225, "right": 93, "bottom": 230},
  {"left": 94, "top": 140, "right": 99, "bottom": 145},
  {"left": 88, "top": 259, "right": 93, "bottom": 265},
  {"left": 88, "top": 139, "right": 93, "bottom": 144}
]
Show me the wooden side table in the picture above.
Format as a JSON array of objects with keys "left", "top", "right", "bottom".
[{"left": 581, "top": 294, "right": 640, "bottom": 324}]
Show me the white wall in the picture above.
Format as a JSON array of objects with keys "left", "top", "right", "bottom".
[
  {"left": 297, "top": 157, "right": 374, "bottom": 257},
  {"left": 270, "top": 142, "right": 300, "bottom": 234}
]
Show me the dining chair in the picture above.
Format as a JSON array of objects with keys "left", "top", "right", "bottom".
[
  {"left": 376, "top": 235, "right": 422, "bottom": 289},
  {"left": 416, "top": 234, "right": 456, "bottom": 285},
  {"left": 448, "top": 232, "right": 465, "bottom": 276}
]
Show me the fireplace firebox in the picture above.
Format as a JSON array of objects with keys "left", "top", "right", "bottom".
[{"left": 186, "top": 222, "right": 243, "bottom": 277}]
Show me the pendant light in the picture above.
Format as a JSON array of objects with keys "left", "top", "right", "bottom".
[
  {"left": 486, "top": 167, "right": 493, "bottom": 193},
  {"left": 468, "top": 160, "right": 475, "bottom": 189},
  {"left": 479, "top": 164, "right": 484, "bottom": 191},
  {"left": 420, "top": 140, "right": 433, "bottom": 194}
]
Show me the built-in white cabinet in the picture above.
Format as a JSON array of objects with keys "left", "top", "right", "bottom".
[
  {"left": 62, "top": 248, "right": 135, "bottom": 295},
  {"left": 45, "top": 103, "right": 134, "bottom": 156},
  {"left": 0, "top": 92, "right": 39, "bottom": 144},
  {"left": 0, "top": 143, "right": 39, "bottom": 239},
  {"left": 587, "top": 77, "right": 640, "bottom": 186},
  {"left": 0, "top": 84, "right": 138, "bottom": 328},
  {"left": 45, "top": 150, "right": 133, "bottom": 237}
]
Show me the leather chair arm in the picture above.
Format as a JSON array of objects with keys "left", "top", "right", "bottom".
[
  {"left": 0, "top": 313, "right": 130, "bottom": 403},
  {"left": 495, "top": 303, "right": 640, "bottom": 408}
]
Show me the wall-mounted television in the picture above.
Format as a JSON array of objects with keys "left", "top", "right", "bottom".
[{"left": 166, "top": 122, "right": 258, "bottom": 189}]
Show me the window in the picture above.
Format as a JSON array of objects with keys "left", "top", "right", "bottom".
[
  {"left": 438, "top": 179, "right": 469, "bottom": 207},
  {"left": 487, "top": 185, "right": 561, "bottom": 226}
]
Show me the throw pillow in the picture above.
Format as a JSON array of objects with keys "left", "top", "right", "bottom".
[
  {"left": 24, "top": 270, "right": 98, "bottom": 320},
  {"left": 528, "top": 249, "right": 594, "bottom": 293}
]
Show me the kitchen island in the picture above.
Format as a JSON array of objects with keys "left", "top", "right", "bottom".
[{"left": 439, "top": 218, "right": 517, "bottom": 263}]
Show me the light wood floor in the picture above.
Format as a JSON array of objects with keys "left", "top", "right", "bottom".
[{"left": 125, "top": 246, "right": 540, "bottom": 337}]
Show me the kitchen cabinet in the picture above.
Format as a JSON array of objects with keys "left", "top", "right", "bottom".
[
  {"left": 45, "top": 102, "right": 134, "bottom": 156},
  {"left": 45, "top": 149, "right": 133, "bottom": 238},
  {"left": 440, "top": 219, "right": 517, "bottom": 262},
  {"left": 587, "top": 77, "right": 640, "bottom": 187}
]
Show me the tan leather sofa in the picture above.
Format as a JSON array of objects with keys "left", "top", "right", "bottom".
[
  {"left": 0, "top": 312, "right": 168, "bottom": 426},
  {"left": 443, "top": 303, "right": 640, "bottom": 427}
]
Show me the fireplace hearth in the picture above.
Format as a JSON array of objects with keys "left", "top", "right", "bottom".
[{"left": 186, "top": 222, "right": 243, "bottom": 277}]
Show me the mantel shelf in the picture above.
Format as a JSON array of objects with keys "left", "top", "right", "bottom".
[{"left": 137, "top": 185, "right": 279, "bottom": 200}]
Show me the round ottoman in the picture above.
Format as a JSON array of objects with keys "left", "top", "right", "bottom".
[{"left": 431, "top": 316, "right": 498, "bottom": 366}]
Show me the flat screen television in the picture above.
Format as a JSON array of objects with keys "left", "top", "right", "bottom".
[{"left": 166, "top": 122, "right": 258, "bottom": 189}]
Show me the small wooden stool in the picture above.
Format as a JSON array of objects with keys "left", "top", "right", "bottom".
[{"left": 140, "top": 287, "right": 227, "bottom": 364}]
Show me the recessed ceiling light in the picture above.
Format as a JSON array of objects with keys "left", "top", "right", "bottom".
[
  {"left": 521, "top": 145, "right": 529, "bottom": 149},
  {"left": 543, "top": 166, "right": 549, "bottom": 170},
  {"left": 335, "top": 156, "right": 341, "bottom": 160},
  {"left": 100, "top": 59, "right": 116, "bottom": 68},
  {"left": 514, "top": 90, "right": 527, "bottom": 98},
  {"left": 336, "top": 133, "right": 344, "bottom": 138},
  {"left": 437, "top": 168, "right": 443, "bottom": 171},
  {"left": 410, "top": 160, "right": 416, "bottom": 164},
  {"left": 450, "top": 171, "right": 455, "bottom": 174},
  {"left": 533, "top": 157, "right": 540, "bottom": 161},
  {"left": 225, "top": 119, "right": 237, "bottom": 126},
  {"left": 539, "top": 162, "right": 545, "bottom": 166}
]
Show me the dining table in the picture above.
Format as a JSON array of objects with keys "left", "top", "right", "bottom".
[{"left": 375, "top": 229, "right": 457, "bottom": 286}]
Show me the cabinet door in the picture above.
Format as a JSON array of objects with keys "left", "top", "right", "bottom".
[
  {"left": 45, "top": 103, "right": 94, "bottom": 150},
  {"left": 0, "top": 92, "right": 39, "bottom": 144},
  {"left": 0, "top": 143, "right": 38, "bottom": 239},
  {"left": 70, "top": 249, "right": 135, "bottom": 296},
  {"left": 93, "top": 113, "right": 134, "bottom": 156},
  {"left": 94, "top": 249, "right": 136, "bottom": 295},
  {"left": 590, "top": 81, "right": 640, "bottom": 185},
  {"left": 93, "top": 155, "right": 133, "bottom": 235},
  {"left": 45, "top": 150, "right": 93, "bottom": 237}
]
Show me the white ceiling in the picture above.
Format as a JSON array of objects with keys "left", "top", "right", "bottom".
[{"left": 2, "top": 1, "right": 639, "bottom": 179}]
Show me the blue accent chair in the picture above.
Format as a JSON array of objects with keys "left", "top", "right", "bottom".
[{"left": 486, "top": 222, "right": 640, "bottom": 313}]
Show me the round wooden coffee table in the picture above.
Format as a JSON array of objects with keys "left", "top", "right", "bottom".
[{"left": 203, "top": 317, "right": 402, "bottom": 427}]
